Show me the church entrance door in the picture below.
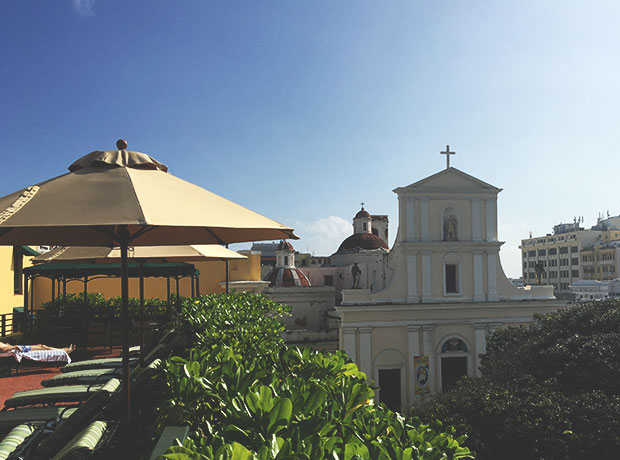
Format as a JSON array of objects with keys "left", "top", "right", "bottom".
[
  {"left": 378, "top": 368, "right": 401, "bottom": 411},
  {"left": 441, "top": 356, "right": 467, "bottom": 392}
]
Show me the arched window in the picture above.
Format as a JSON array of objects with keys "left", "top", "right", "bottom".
[
  {"left": 441, "top": 337, "right": 468, "bottom": 353},
  {"left": 363, "top": 222, "right": 367, "bottom": 231}
]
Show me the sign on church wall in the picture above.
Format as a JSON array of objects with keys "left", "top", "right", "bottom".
[{"left": 414, "top": 355, "right": 430, "bottom": 394}]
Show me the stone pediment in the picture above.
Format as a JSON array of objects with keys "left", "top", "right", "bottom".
[{"left": 393, "top": 168, "right": 501, "bottom": 195}]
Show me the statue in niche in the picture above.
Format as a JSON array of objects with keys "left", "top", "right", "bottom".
[
  {"left": 351, "top": 262, "right": 362, "bottom": 289},
  {"left": 535, "top": 262, "right": 545, "bottom": 285},
  {"left": 444, "top": 215, "right": 457, "bottom": 241}
]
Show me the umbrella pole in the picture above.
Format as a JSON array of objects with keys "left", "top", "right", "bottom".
[
  {"left": 139, "top": 261, "right": 145, "bottom": 367},
  {"left": 225, "top": 260, "right": 229, "bottom": 293},
  {"left": 119, "top": 227, "right": 131, "bottom": 422}
]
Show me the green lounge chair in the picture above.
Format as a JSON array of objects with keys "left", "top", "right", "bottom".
[
  {"left": 60, "top": 343, "right": 165, "bottom": 374},
  {"left": 0, "top": 422, "right": 40, "bottom": 460},
  {"left": 41, "top": 368, "right": 121, "bottom": 388},
  {"left": 0, "top": 378, "right": 120, "bottom": 459},
  {"left": 0, "top": 407, "right": 77, "bottom": 434},
  {"left": 3, "top": 384, "right": 105, "bottom": 410},
  {"left": 33, "top": 360, "right": 161, "bottom": 460},
  {"left": 50, "top": 420, "right": 118, "bottom": 460}
]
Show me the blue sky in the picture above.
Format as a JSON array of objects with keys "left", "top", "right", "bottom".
[{"left": 2, "top": 1, "right": 620, "bottom": 277}]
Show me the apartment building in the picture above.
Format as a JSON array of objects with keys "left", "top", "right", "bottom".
[
  {"left": 520, "top": 222, "right": 600, "bottom": 293},
  {"left": 521, "top": 216, "right": 620, "bottom": 293}
]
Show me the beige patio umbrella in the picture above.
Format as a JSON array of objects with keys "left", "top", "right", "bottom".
[
  {"left": 0, "top": 140, "right": 297, "bottom": 420},
  {"left": 33, "top": 244, "right": 247, "bottom": 263}
]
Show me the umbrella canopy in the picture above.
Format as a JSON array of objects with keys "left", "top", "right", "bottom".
[
  {"left": 32, "top": 244, "right": 247, "bottom": 263},
  {"left": 0, "top": 148, "right": 296, "bottom": 246},
  {"left": 0, "top": 141, "right": 297, "bottom": 421}
]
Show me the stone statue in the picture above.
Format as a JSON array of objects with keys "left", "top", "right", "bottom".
[
  {"left": 444, "top": 215, "right": 457, "bottom": 241},
  {"left": 351, "top": 262, "right": 362, "bottom": 289},
  {"left": 535, "top": 262, "right": 545, "bottom": 285}
]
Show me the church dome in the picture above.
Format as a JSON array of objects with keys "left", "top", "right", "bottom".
[
  {"left": 336, "top": 232, "right": 389, "bottom": 253},
  {"left": 354, "top": 208, "right": 370, "bottom": 219},
  {"left": 264, "top": 267, "right": 311, "bottom": 288}
]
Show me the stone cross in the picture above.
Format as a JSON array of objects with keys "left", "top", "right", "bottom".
[
  {"left": 360, "top": 202, "right": 365, "bottom": 208},
  {"left": 440, "top": 145, "right": 455, "bottom": 169}
]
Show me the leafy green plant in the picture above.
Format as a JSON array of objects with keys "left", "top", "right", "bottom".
[
  {"left": 415, "top": 299, "right": 620, "bottom": 460},
  {"left": 156, "top": 293, "right": 473, "bottom": 460}
]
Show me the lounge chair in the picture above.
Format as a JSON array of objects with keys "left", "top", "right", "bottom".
[
  {"left": 41, "top": 368, "right": 122, "bottom": 388},
  {"left": 0, "top": 407, "right": 77, "bottom": 434},
  {"left": 0, "top": 359, "right": 162, "bottom": 459},
  {"left": 3, "top": 383, "right": 106, "bottom": 410},
  {"left": 32, "top": 360, "right": 162, "bottom": 460},
  {"left": 59, "top": 343, "right": 165, "bottom": 374},
  {"left": 0, "top": 422, "right": 40, "bottom": 460},
  {"left": 49, "top": 420, "right": 118, "bottom": 460}
]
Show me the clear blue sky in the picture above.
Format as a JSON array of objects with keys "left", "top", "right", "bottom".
[{"left": 2, "top": 1, "right": 620, "bottom": 277}]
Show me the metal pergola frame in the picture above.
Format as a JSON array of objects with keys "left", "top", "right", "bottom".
[{"left": 23, "top": 261, "right": 200, "bottom": 361}]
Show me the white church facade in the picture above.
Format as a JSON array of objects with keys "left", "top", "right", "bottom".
[{"left": 336, "top": 157, "right": 565, "bottom": 411}]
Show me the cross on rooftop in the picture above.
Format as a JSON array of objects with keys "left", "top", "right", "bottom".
[
  {"left": 360, "top": 202, "right": 365, "bottom": 208},
  {"left": 440, "top": 145, "right": 455, "bottom": 169}
]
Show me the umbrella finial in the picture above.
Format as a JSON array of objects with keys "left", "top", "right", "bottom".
[{"left": 116, "top": 139, "right": 128, "bottom": 150}]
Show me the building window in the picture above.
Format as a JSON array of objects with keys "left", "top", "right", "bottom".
[
  {"left": 560, "top": 247, "right": 569, "bottom": 254},
  {"left": 324, "top": 275, "right": 334, "bottom": 286},
  {"left": 284, "top": 256, "right": 288, "bottom": 266},
  {"left": 572, "top": 270, "right": 579, "bottom": 277},
  {"left": 571, "top": 257, "right": 579, "bottom": 265},
  {"left": 571, "top": 246, "right": 578, "bottom": 253},
  {"left": 363, "top": 222, "right": 367, "bottom": 231},
  {"left": 13, "top": 247, "right": 22, "bottom": 295},
  {"left": 528, "top": 250, "right": 536, "bottom": 257},
  {"left": 445, "top": 264, "right": 458, "bottom": 293},
  {"left": 538, "top": 249, "right": 546, "bottom": 256}
]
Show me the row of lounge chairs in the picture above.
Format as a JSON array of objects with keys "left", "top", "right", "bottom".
[{"left": 0, "top": 331, "right": 186, "bottom": 459}]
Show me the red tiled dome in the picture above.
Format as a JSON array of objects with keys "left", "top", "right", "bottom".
[
  {"left": 277, "top": 240, "right": 295, "bottom": 252},
  {"left": 337, "top": 232, "right": 388, "bottom": 253},
  {"left": 264, "top": 267, "right": 311, "bottom": 287},
  {"left": 354, "top": 208, "right": 370, "bottom": 219}
]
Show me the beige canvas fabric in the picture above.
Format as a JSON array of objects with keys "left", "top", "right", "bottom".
[
  {"left": 33, "top": 244, "right": 246, "bottom": 263},
  {"left": 0, "top": 149, "right": 297, "bottom": 246}
]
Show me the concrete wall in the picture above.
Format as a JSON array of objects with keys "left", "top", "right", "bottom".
[{"left": 263, "top": 286, "right": 335, "bottom": 331}]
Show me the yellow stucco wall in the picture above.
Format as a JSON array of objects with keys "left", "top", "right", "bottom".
[
  {"left": 29, "top": 252, "right": 261, "bottom": 309},
  {"left": 0, "top": 247, "right": 34, "bottom": 317}
]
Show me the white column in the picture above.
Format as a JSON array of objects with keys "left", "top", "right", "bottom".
[
  {"left": 421, "top": 326, "right": 436, "bottom": 393},
  {"left": 421, "top": 251, "right": 433, "bottom": 302},
  {"left": 487, "top": 252, "right": 499, "bottom": 301},
  {"left": 472, "top": 198, "right": 481, "bottom": 242},
  {"left": 421, "top": 198, "right": 430, "bottom": 241},
  {"left": 474, "top": 324, "right": 487, "bottom": 377},
  {"left": 473, "top": 251, "right": 485, "bottom": 301},
  {"left": 486, "top": 199, "right": 497, "bottom": 242},
  {"left": 343, "top": 328, "right": 357, "bottom": 363},
  {"left": 359, "top": 328, "right": 372, "bottom": 383},
  {"left": 406, "top": 198, "right": 415, "bottom": 241},
  {"left": 407, "top": 253, "right": 419, "bottom": 302},
  {"left": 407, "top": 325, "right": 421, "bottom": 405}
]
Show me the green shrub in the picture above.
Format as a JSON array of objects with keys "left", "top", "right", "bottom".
[
  {"left": 414, "top": 300, "right": 620, "bottom": 460},
  {"left": 157, "top": 293, "right": 474, "bottom": 460}
]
